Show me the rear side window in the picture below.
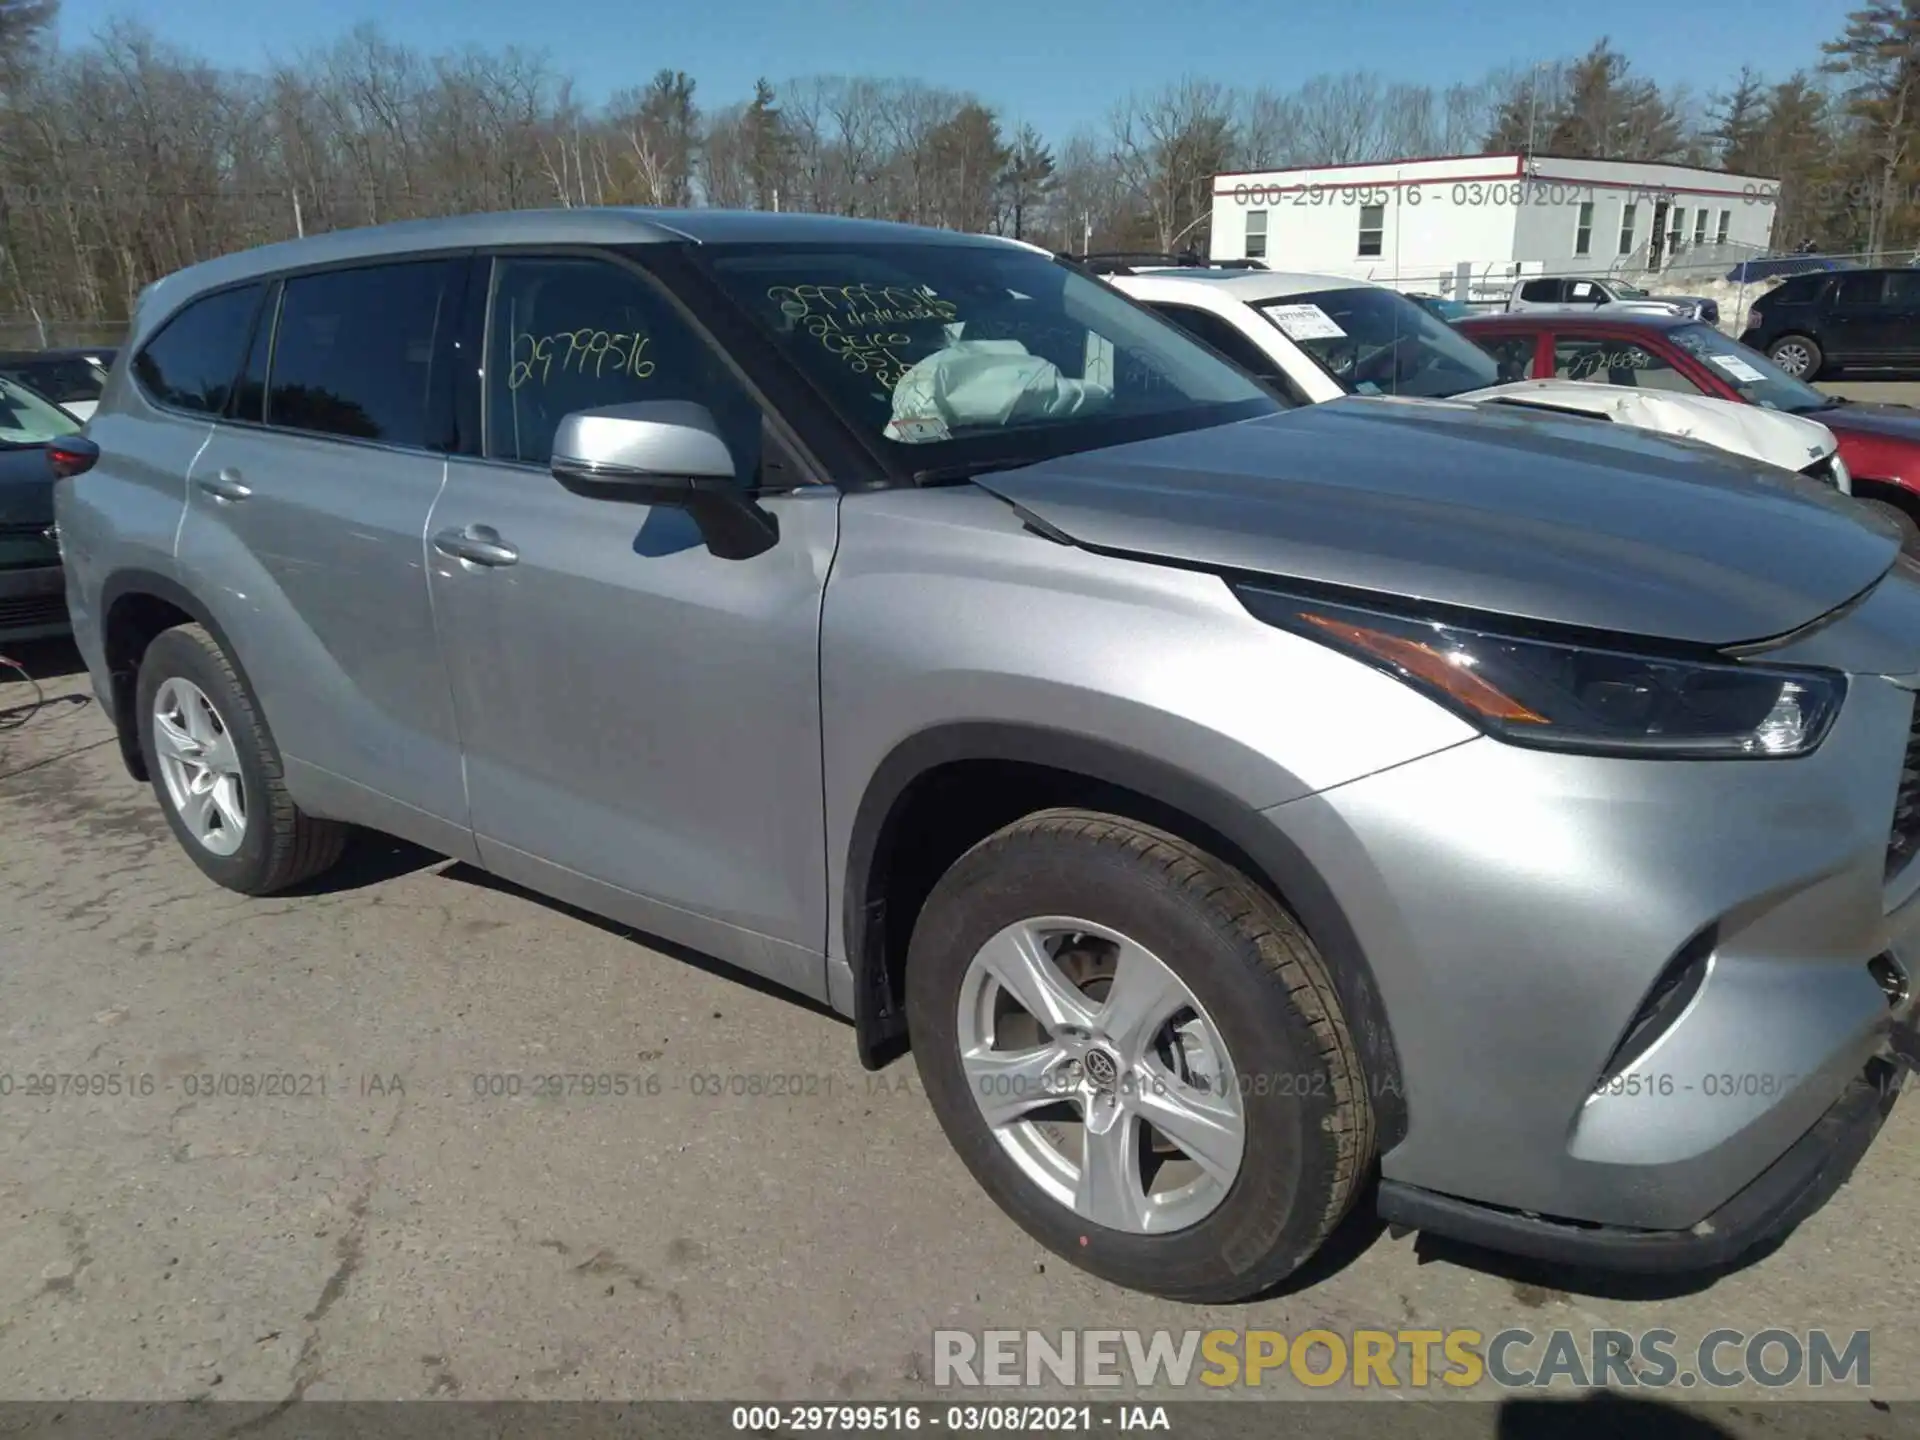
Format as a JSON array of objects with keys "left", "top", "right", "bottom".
[
  {"left": 268, "top": 260, "right": 461, "bottom": 447},
  {"left": 132, "top": 284, "right": 264, "bottom": 415},
  {"left": 1476, "top": 333, "right": 1538, "bottom": 382},
  {"left": 1834, "top": 273, "right": 1887, "bottom": 307},
  {"left": 1519, "top": 279, "right": 1560, "bottom": 302}
]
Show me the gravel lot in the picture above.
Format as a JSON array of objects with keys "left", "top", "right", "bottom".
[{"left": 2, "top": 446, "right": 1917, "bottom": 1436}]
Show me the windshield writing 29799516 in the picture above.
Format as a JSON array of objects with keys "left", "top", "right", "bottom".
[{"left": 508, "top": 329, "right": 656, "bottom": 390}]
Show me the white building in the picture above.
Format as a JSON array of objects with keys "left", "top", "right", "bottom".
[{"left": 1208, "top": 154, "right": 1779, "bottom": 297}]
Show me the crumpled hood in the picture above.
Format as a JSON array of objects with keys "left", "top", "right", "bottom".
[
  {"left": 1455, "top": 380, "right": 1838, "bottom": 472},
  {"left": 972, "top": 396, "right": 1897, "bottom": 647}
]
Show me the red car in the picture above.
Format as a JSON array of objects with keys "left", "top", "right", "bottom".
[{"left": 1456, "top": 309, "right": 1920, "bottom": 543}]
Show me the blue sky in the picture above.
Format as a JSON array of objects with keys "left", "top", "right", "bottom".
[{"left": 57, "top": 0, "right": 1857, "bottom": 141}]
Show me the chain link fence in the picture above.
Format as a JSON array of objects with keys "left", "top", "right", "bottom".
[{"left": 0, "top": 318, "right": 129, "bottom": 353}]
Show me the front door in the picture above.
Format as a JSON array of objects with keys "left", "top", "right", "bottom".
[
  {"left": 176, "top": 258, "right": 475, "bottom": 859},
  {"left": 426, "top": 250, "right": 838, "bottom": 999}
]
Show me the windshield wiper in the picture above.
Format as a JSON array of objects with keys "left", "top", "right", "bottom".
[{"left": 911, "top": 458, "right": 1041, "bottom": 487}]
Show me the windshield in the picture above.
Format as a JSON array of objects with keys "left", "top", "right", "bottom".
[
  {"left": 1256, "top": 286, "right": 1502, "bottom": 399},
  {"left": 1666, "top": 323, "right": 1832, "bottom": 413},
  {"left": 2, "top": 356, "right": 104, "bottom": 406},
  {"left": 696, "top": 242, "right": 1277, "bottom": 474},
  {"left": 0, "top": 374, "right": 83, "bottom": 446}
]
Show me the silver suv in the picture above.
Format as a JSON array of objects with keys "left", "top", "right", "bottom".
[{"left": 57, "top": 210, "right": 1916, "bottom": 1302}]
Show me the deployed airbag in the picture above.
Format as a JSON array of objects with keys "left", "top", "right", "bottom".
[{"left": 885, "top": 339, "right": 1112, "bottom": 443}]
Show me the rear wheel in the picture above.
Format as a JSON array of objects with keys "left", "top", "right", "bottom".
[
  {"left": 136, "top": 624, "right": 348, "bottom": 894},
  {"left": 905, "top": 809, "right": 1374, "bottom": 1302},
  {"left": 1768, "top": 333, "right": 1823, "bottom": 379}
]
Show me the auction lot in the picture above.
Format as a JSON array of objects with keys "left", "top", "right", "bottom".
[{"left": 2, "top": 384, "right": 1917, "bottom": 1431}]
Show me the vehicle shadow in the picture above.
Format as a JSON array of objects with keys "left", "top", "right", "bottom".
[
  {"left": 435, "top": 859, "right": 849, "bottom": 1025},
  {"left": 275, "top": 833, "right": 449, "bottom": 895},
  {"left": 1, "top": 635, "right": 88, "bottom": 680},
  {"left": 1497, "top": 1392, "right": 1744, "bottom": 1439}
]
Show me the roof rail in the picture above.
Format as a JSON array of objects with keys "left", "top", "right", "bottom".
[{"left": 1061, "top": 251, "right": 1270, "bottom": 276}]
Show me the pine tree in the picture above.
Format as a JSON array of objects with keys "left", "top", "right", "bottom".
[{"left": 999, "top": 123, "right": 1055, "bottom": 239}]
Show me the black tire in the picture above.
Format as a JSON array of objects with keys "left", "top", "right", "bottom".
[
  {"left": 135, "top": 623, "right": 348, "bottom": 894},
  {"left": 1856, "top": 495, "right": 1920, "bottom": 551},
  {"left": 1768, "top": 333, "right": 1824, "bottom": 380},
  {"left": 904, "top": 808, "right": 1374, "bottom": 1302}
]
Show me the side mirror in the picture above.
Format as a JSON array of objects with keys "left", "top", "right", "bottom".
[{"left": 549, "top": 400, "right": 778, "bottom": 562}]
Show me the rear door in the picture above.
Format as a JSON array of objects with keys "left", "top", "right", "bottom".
[
  {"left": 1823, "top": 271, "right": 1896, "bottom": 363},
  {"left": 175, "top": 255, "right": 475, "bottom": 859},
  {"left": 424, "top": 247, "right": 838, "bottom": 999}
]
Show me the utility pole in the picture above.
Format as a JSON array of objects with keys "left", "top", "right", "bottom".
[
  {"left": 772, "top": 188, "right": 780, "bottom": 213},
  {"left": 292, "top": 188, "right": 305, "bottom": 239},
  {"left": 1083, "top": 209, "right": 1092, "bottom": 254}
]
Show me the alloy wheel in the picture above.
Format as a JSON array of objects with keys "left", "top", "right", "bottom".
[
  {"left": 954, "top": 916, "right": 1246, "bottom": 1234},
  {"left": 1773, "top": 341, "right": 1813, "bottom": 377},
  {"left": 151, "top": 677, "right": 248, "bottom": 856}
]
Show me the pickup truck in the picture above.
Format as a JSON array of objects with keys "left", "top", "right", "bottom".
[{"left": 1507, "top": 276, "right": 1720, "bottom": 326}]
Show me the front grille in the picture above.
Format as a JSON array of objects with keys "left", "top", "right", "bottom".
[
  {"left": 1888, "top": 705, "right": 1920, "bottom": 878},
  {"left": 0, "top": 592, "right": 67, "bottom": 630}
]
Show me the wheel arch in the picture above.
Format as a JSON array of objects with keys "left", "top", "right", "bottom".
[
  {"left": 98, "top": 569, "right": 258, "bottom": 784},
  {"left": 843, "top": 721, "right": 1408, "bottom": 1149}
]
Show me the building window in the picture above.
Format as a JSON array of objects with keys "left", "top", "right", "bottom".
[
  {"left": 1245, "top": 209, "right": 1268, "bottom": 260},
  {"left": 1574, "top": 202, "right": 1593, "bottom": 256},
  {"left": 1716, "top": 209, "right": 1730, "bottom": 244},
  {"left": 1693, "top": 209, "right": 1709, "bottom": 246},
  {"left": 1670, "top": 207, "right": 1688, "bottom": 252},
  {"left": 1619, "top": 203, "right": 1638, "bottom": 255},
  {"left": 1357, "top": 204, "right": 1384, "bottom": 258}
]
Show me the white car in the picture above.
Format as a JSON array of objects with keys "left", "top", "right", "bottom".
[{"left": 1097, "top": 263, "right": 1849, "bottom": 492}]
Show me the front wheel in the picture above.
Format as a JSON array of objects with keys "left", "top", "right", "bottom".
[
  {"left": 904, "top": 809, "right": 1374, "bottom": 1302},
  {"left": 1768, "top": 333, "right": 1823, "bottom": 379}
]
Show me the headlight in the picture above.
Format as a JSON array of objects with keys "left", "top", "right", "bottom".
[{"left": 1237, "top": 588, "right": 1846, "bottom": 758}]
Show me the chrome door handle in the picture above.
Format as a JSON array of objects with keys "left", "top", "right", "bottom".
[
  {"left": 197, "top": 468, "right": 252, "bottom": 502},
  {"left": 433, "top": 525, "right": 519, "bottom": 567}
]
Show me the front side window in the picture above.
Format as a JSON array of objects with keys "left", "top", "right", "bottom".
[
  {"left": 1245, "top": 210, "right": 1268, "bottom": 260},
  {"left": 1574, "top": 203, "right": 1593, "bottom": 256},
  {"left": 268, "top": 260, "right": 460, "bottom": 447},
  {"left": 485, "top": 254, "right": 762, "bottom": 485},
  {"left": 0, "top": 374, "right": 83, "bottom": 445},
  {"left": 696, "top": 241, "right": 1274, "bottom": 476},
  {"left": 1256, "top": 285, "right": 1501, "bottom": 398},
  {"left": 1146, "top": 303, "right": 1306, "bottom": 406},
  {"left": 1357, "top": 204, "right": 1385, "bottom": 258},
  {"left": 1553, "top": 337, "right": 1703, "bottom": 395},
  {"left": 132, "top": 283, "right": 264, "bottom": 416},
  {"left": 1667, "top": 322, "right": 1832, "bottom": 412}
]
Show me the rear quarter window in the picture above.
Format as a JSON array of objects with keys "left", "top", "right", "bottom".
[{"left": 132, "top": 284, "right": 266, "bottom": 416}]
